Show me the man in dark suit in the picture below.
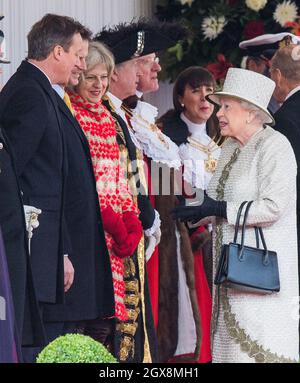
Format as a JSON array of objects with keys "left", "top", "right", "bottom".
[
  {"left": 0, "top": 14, "right": 91, "bottom": 360},
  {"left": 0, "top": 17, "right": 44, "bottom": 360},
  {"left": 270, "top": 44, "right": 300, "bottom": 291},
  {"left": 0, "top": 126, "right": 45, "bottom": 360},
  {"left": 42, "top": 32, "right": 115, "bottom": 342}
]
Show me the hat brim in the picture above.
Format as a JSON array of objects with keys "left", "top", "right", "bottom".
[{"left": 206, "top": 92, "right": 275, "bottom": 126}]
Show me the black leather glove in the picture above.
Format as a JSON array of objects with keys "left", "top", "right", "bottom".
[{"left": 171, "top": 194, "right": 227, "bottom": 223}]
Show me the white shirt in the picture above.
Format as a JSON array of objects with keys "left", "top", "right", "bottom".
[
  {"left": 180, "top": 112, "right": 207, "bottom": 140},
  {"left": 136, "top": 90, "right": 143, "bottom": 98},
  {"left": 52, "top": 84, "right": 64, "bottom": 99}
]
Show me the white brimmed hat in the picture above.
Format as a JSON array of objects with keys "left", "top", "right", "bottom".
[{"left": 206, "top": 68, "right": 275, "bottom": 126}]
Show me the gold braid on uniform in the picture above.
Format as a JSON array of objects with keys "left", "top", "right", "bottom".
[
  {"left": 104, "top": 95, "right": 151, "bottom": 362},
  {"left": 116, "top": 254, "right": 141, "bottom": 362}
]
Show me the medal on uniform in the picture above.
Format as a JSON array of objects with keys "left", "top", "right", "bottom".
[{"left": 204, "top": 153, "right": 218, "bottom": 173}]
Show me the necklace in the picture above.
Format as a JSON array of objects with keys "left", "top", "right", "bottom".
[
  {"left": 121, "top": 104, "right": 170, "bottom": 149},
  {"left": 187, "top": 136, "right": 221, "bottom": 173}
]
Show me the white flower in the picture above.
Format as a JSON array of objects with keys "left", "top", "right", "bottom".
[
  {"left": 245, "top": 0, "right": 268, "bottom": 12},
  {"left": 201, "top": 16, "right": 227, "bottom": 41},
  {"left": 273, "top": 1, "right": 298, "bottom": 27},
  {"left": 179, "top": 0, "right": 194, "bottom": 6}
]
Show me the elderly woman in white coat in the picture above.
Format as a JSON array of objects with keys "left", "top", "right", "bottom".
[{"left": 172, "top": 68, "right": 299, "bottom": 363}]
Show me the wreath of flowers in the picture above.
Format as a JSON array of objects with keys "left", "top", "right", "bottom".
[{"left": 156, "top": 0, "right": 300, "bottom": 83}]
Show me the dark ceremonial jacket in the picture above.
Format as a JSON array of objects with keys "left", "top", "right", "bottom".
[
  {"left": 102, "top": 99, "right": 156, "bottom": 230},
  {"left": 43, "top": 93, "right": 115, "bottom": 322},
  {"left": 274, "top": 89, "right": 300, "bottom": 291},
  {"left": 0, "top": 126, "right": 45, "bottom": 347},
  {"left": 103, "top": 97, "right": 158, "bottom": 363},
  {"left": 0, "top": 61, "right": 67, "bottom": 305}
]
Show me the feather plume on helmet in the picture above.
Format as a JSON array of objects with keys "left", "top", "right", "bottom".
[
  {"left": 0, "top": 15, "right": 10, "bottom": 64},
  {"left": 93, "top": 18, "right": 188, "bottom": 64}
]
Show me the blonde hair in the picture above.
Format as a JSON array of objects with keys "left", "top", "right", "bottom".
[{"left": 72, "top": 41, "right": 116, "bottom": 94}]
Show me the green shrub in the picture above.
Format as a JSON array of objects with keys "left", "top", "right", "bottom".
[{"left": 36, "top": 333, "right": 117, "bottom": 363}]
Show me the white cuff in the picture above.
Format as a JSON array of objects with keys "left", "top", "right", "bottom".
[{"left": 144, "top": 209, "right": 161, "bottom": 237}]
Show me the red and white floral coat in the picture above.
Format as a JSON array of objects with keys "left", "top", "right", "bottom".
[{"left": 69, "top": 91, "right": 139, "bottom": 321}]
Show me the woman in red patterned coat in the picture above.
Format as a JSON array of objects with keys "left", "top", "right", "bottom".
[{"left": 68, "top": 41, "right": 142, "bottom": 350}]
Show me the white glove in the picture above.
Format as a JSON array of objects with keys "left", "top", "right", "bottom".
[
  {"left": 145, "top": 235, "right": 157, "bottom": 262},
  {"left": 23, "top": 205, "right": 42, "bottom": 239}
]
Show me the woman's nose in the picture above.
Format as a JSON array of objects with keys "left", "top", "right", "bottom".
[
  {"left": 200, "top": 89, "right": 208, "bottom": 100},
  {"left": 216, "top": 107, "right": 222, "bottom": 118}
]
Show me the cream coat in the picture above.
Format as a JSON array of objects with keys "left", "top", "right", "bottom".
[{"left": 207, "top": 126, "right": 299, "bottom": 363}]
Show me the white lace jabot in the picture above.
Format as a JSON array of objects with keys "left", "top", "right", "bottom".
[
  {"left": 129, "top": 100, "right": 181, "bottom": 169},
  {"left": 179, "top": 113, "right": 221, "bottom": 190}
]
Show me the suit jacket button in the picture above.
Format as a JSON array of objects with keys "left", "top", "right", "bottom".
[{"left": 0, "top": 143, "right": 3, "bottom": 150}]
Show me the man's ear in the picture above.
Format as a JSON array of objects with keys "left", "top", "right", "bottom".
[
  {"left": 110, "top": 68, "right": 119, "bottom": 82},
  {"left": 53, "top": 45, "right": 63, "bottom": 61},
  {"left": 247, "top": 58, "right": 258, "bottom": 73},
  {"left": 277, "top": 69, "right": 284, "bottom": 86},
  {"left": 273, "top": 67, "right": 282, "bottom": 84}
]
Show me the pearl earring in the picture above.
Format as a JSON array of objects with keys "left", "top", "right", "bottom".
[{"left": 181, "top": 103, "right": 184, "bottom": 108}]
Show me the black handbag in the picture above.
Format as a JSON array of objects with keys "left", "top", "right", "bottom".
[{"left": 214, "top": 201, "right": 280, "bottom": 294}]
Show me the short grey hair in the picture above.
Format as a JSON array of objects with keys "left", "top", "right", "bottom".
[
  {"left": 240, "top": 100, "right": 269, "bottom": 125},
  {"left": 271, "top": 44, "right": 300, "bottom": 82}
]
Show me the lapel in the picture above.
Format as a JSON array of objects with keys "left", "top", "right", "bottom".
[
  {"left": 102, "top": 98, "right": 138, "bottom": 163},
  {"left": 0, "top": 125, "right": 10, "bottom": 153},
  {"left": 55, "top": 93, "right": 91, "bottom": 157},
  {"left": 18, "top": 61, "right": 63, "bottom": 134},
  {"left": 0, "top": 125, "right": 6, "bottom": 144},
  {"left": 275, "top": 90, "right": 300, "bottom": 119}
]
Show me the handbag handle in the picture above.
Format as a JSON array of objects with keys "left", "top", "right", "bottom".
[
  {"left": 239, "top": 201, "right": 270, "bottom": 265},
  {"left": 234, "top": 201, "right": 260, "bottom": 248},
  {"left": 233, "top": 201, "right": 248, "bottom": 242}
]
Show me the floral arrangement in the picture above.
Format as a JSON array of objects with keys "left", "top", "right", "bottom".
[
  {"left": 36, "top": 334, "right": 118, "bottom": 363},
  {"left": 156, "top": 0, "right": 300, "bottom": 83}
]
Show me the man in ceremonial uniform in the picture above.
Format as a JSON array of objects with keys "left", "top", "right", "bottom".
[
  {"left": 239, "top": 32, "right": 300, "bottom": 114},
  {"left": 94, "top": 19, "right": 187, "bottom": 363}
]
